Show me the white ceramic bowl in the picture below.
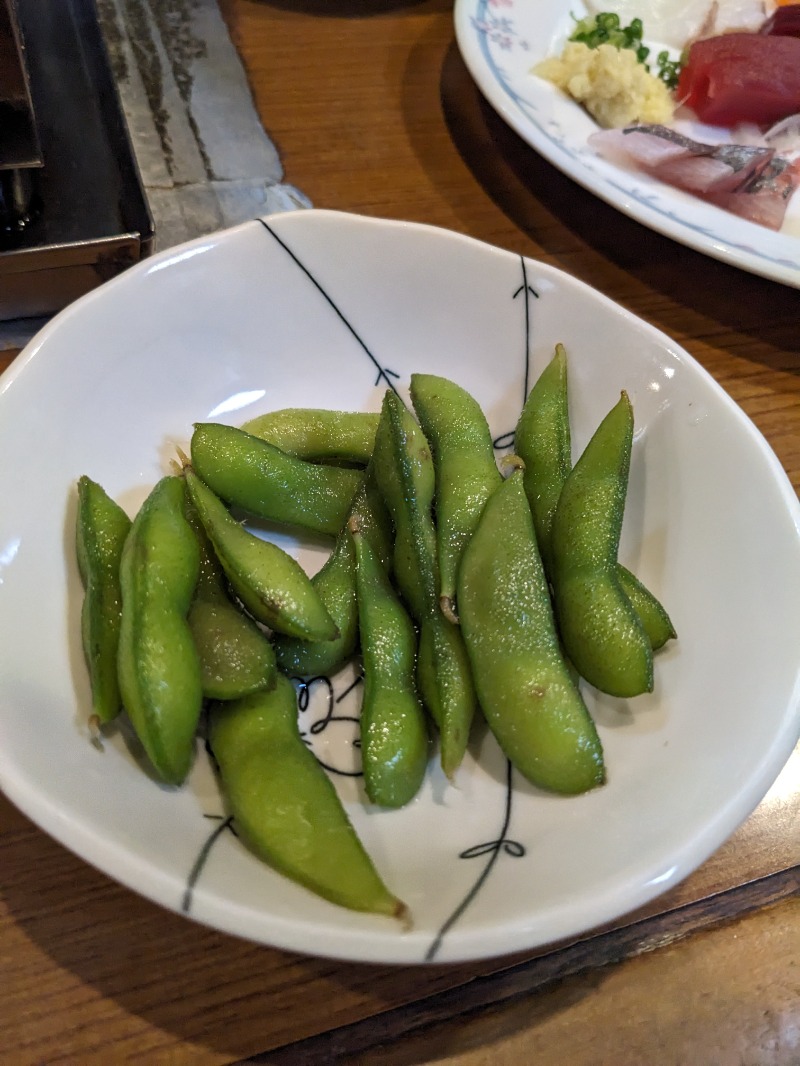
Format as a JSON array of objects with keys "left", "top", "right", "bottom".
[{"left": 0, "top": 209, "right": 798, "bottom": 964}]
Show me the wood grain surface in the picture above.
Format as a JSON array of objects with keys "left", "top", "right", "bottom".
[{"left": 1, "top": 0, "right": 798, "bottom": 1062}]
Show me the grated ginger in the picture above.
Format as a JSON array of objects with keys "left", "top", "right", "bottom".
[{"left": 535, "top": 41, "right": 675, "bottom": 128}]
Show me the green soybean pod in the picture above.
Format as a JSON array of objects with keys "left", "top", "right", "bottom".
[
  {"left": 273, "top": 531, "right": 358, "bottom": 676},
  {"left": 617, "top": 565, "right": 677, "bottom": 652},
  {"left": 458, "top": 469, "right": 605, "bottom": 795},
  {"left": 241, "top": 409, "right": 379, "bottom": 465},
  {"left": 184, "top": 496, "right": 277, "bottom": 700},
  {"left": 410, "top": 373, "right": 501, "bottom": 621},
  {"left": 117, "top": 476, "right": 202, "bottom": 785},
  {"left": 75, "top": 476, "right": 132, "bottom": 724},
  {"left": 184, "top": 469, "right": 338, "bottom": 642},
  {"left": 372, "top": 390, "right": 477, "bottom": 779},
  {"left": 191, "top": 422, "right": 363, "bottom": 537},
  {"left": 514, "top": 343, "right": 571, "bottom": 577},
  {"left": 372, "top": 390, "right": 438, "bottom": 623},
  {"left": 551, "top": 392, "right": 654, "bottom": 698},
  {"left": 415, "top": 611, "right": 477, "bottom": 777},
  {"left": 516, "top": 346, "right": 676, "bottom": 648},
  {"left": 274, "top": 472, "right": 392, "bottom": 677},
  {"left": 351, "top": 517, "right": 428, "bottom": 808},
  {"left": 208, "top": 675, "right": 407, "bottom": 919}
]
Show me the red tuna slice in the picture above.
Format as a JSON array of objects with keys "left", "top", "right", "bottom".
[
  {"left": 711, "top": 156, "right": 800, "bottom": 229},
  {"left": 677, "top": 34, "right": 800, "bottom": 127},
  {"left": 589, "top": 126, "right": 774, "bottom": 193}
]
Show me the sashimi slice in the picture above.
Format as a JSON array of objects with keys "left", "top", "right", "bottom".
[
  {"left": 656, "top": 141, "right": 775, "bottom": 193},
  {"left": 582, "top": 0, "right": 773, "bottom": 51},
  {"left": 589, "top": 126, "right": 774, "bottom": 193},
  {"left": 583, "top": 0, "right": 715, "bottom": 50},
  {"left": 677, "top": 34, "right": 800, "bottom": 127},
  {"left": 711, "top": 155, "right": 800, "bottom": 228},
  {"left": 587, "top": 126, "right": 698, "bottom": 169},
  {"left": 589, "top": 125, "right": 798, "bottom": 230},
  {"left": 705, "top": 0, "right": 775, "bottom": 36}
]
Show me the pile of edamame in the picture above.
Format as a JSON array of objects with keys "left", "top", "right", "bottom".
[{"left": 75, "top": 345, "right": 675, "bottom": 921}]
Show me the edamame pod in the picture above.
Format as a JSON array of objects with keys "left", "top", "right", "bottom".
[
  {"left": 184, "top": 496, "right": 277, "bottom": 699},
  {"left": 208, "top": 676, "right": 406, "bottom": 919},
  {"left": 410, "top": 373, "right": 501, "bottom": 620},
  {"left": 351, "top": 517, "right": 428, "bottom": 808},
  {"left": 273, "top": 531, "right": 358, "bottom": 676},
  {"left": 415, "top": 611, "right": 477, "bottom": 777},
  {"left": 372, "top": 390, "right": 477, "bottom": 778},
  {"left": 618, "top": 565, "right": 677, "bottom": 652},
  {"left": 458, "top": 469, "right": 605, "bottom": 795},
  {"left": 184, "top": 469, "right": 338, "bottom": 642},
  {"left": 191, "top": 422, "right": 363, "bottom": 537},
  {"left": 516, "top": 346, "right": 676, "bottom": 647},
  {"left": 274, "top": 473, "right": 392, "bottom": 676},
  {"left": 372, "top": 390, "right": 438, "bottom": 622},
  {"left": 241, "top": 409, "right": 379, "bottom": 465},
  {"left": 514, "top": 343, "right": 571, "bottom": 577},
  {"left": 117, "top": 476, "right": 202, "bottom": 785},
  {"left": 75, "top": 476, "right": 131, "bottom": 724},
  {"left": 551, "top": 393, "right": 654, "bottom": 698}
]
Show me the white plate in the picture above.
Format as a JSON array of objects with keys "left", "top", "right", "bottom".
[
  {"left": 0, "top": 209, "right": 799, "bottom": 965},
  {"left": 454, "top": 0, "right": 800, "bottom": 288}
]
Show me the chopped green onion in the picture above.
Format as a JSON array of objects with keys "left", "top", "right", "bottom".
[
  {"left": 569, "top": 12, "right": 682, "bottom": 86},
  {"left": 656, "top": 50, "right": 681, "bottom": 90}
]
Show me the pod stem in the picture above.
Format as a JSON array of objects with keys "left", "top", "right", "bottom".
[
  {"left": 499, "top": 454, "right": 526, "bottom": 476},
  {"left": 439, "top": 594, "right": 460, "bottom": 626}
]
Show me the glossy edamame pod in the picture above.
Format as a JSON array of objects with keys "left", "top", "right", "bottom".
[
  {"left": 458, "top": 469, "right": 605, "bottom": 795},
  {"left": 351, "top": 517, "right": 428, "bottom": 808},
  {"left": 184, "top": 468, "right": 338, "bottom": 642},
  {"left": 617, "top": 565, "right": 677, "bottom": 652},
  {"left": 372, "top": 390, "right": 438, "bottom": 623},
  {"left": 273, "top": 531, "right": 358, "bottom": 676},
  {"left": 409, "top": 373, "right": 501, "bottom": 620},
  {"left": 208, "top": 675, "right": 406, "bottom": 919},
  {"left": 515, "top": 346, "right": 676, "bottom": 648},
  {"left": 75, "top": 476, "right": 131, "bottom": 724},
  {"left": 184, "top": 496, "right": 277, "bottom": 699},
  {"left": 551, "top": 393, "right": 654, "bottom": 698},
  {"left": 191, "top": 422, "right": 363, "bottom": 537},
  {"left": 240, "top": 409, "right": 379, "bottom": 465},
  {"left": 514, "top": 343, "right": 571, "bottom": 577},
  {"left": 273, "top": 472, "right": 392, "bottom": 676},
  {"left": 117, "top": 476, "right": 202, "bottom": 785},
  {"left": 415, "top": 611, "right": 477, "bottom": 775},
  {"left": 372, "top": 389, "right": 477, "bottom": 779}
]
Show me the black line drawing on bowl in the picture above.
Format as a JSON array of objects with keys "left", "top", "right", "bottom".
[
  {"left": 492, "top": 261, "right": 538, "bottom": 451},
  {"left": 295, "top": 673, "right": 364, "bottom": 778},
  {"left": 425, "top": 758, "right": 525, "bottom": 962},
  {"left": 182, "top": 814, "right": 234, "bottom": 914},
  {"left": 183, "top": 233, "right": 536, "bottom": 960},
  {"left": 425, "top": 255, "right": 534, "bottom": 961},
  {"left": 258, "top": 218, "right": 401, "bottom": 392}
]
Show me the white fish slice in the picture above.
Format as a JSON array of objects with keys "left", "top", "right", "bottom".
[{"left": 582, "top": 0, "right": 773, "bottom": 51}]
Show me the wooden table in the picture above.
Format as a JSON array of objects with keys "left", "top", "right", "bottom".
[{"left": 2, "top": 1, "right": 799, "bottom": 1061}]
